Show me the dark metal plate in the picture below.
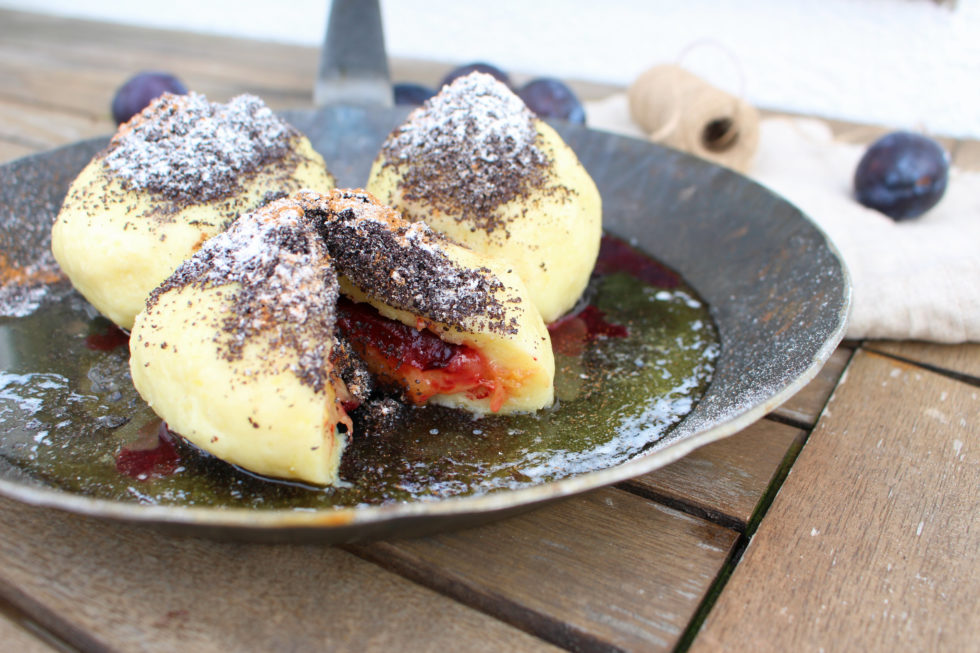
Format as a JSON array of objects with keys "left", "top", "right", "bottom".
[{"left": 0, "top": 106, "right": 849, "bottom": 542}]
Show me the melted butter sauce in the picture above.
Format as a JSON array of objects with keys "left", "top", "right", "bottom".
[{"left": 0, "top": 235, "right": 719, "bottom": 508}]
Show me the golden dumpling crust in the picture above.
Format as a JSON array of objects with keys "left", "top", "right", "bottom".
[
  {"left": 366, "top": 72, "right": 602, "bottom": 323},
  {"left": 52, "top": 92, "right": 335, "bottom": 329}
]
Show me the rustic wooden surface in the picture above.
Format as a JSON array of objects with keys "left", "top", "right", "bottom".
[
  {"left": 866, "top": 341, "right": 980, "bottom": 381},
  {"left": 1, "top": 9, "right": 978, "bottom": 652},
  {"left": 770, "top": 347, "right": 854, "bottom": 427},
  {"left": 625, "top": 420, "right": 806, "bottom": 531},
  {"left": 353, "top": 489, "right": 737, "bottom": 652},
  {"left": 692, "top": 350, "right": 980, "bottom": 652},
  {"left": 0, "top": 496, "right": 560, "bottom": 653}
]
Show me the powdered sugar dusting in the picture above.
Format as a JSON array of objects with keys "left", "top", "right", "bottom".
[
  {"left": 379, "top": 72, "right": 549, "bottom": 232},
  {"left": 148, "top": 198, "right": 338, "bottom": 393},
  {"left": 0, "top": 275, "right": 53, "bottom": 317},
  {"left": 395, "top": 72, "right": 536, "bottom": 162},
  {"left": 103, "top": 92, "right": 295, "bottom": 203},
  {"left": 296, "top": 189, "right": 518, "bottom": 335},
  {"left": 0, "top": 252, "right": 63, "bottom": 317}
]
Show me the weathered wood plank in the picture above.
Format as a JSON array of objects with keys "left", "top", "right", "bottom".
[
  {"left": 0, "top": 53, "right": 308, "bottom": 123},
  {"left": 0, "top": 8, "right": 618, "bottom": 123},
  {"left": 0, "top": 97, "right": 112, "bottom": 152},
  {"left": 866, "top": 341, "right": 980, "bottom": 382},
  {"left": 692, "top": 349, "right": 980, "bottom": 652},
  {"left": 0, "top": 496, "right": 557, "bottom": 653},
  {"left": 353, "top": 488, "right": 738, "bottom": 652},
  {"left": 0, "top": 9, "right": 317, "bottom": 82},
  {"left": 624, "top": 419, "right": 805, "bottom": 530},
  {"left": 770, "top": 346, "right": 853, "bottom": 426},
  {"left": 0, "top": 25, "right": 315, "bottom": 117},
  {"left": 0, "top": 612, "right": 58, "bottom": 653},
  {"left": 2, "top": 10, "right": 620, "bottom": 104}
]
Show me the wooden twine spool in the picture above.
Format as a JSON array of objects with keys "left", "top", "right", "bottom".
[{"left": 628, "top": 64, "right": 759, "bottom": 173}]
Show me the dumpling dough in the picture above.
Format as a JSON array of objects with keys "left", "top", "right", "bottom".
[
  {"left": 129, "top": 199, "right": 351, "bottom": 486},
  {"left": 52, "top": 92, "right": 334, "bottom": 330},
  {"left": 300, "top": 189, "right": 555, "bottom": 415},
  {"left": 366, "top": 72, "right": 601, "bottom": 323}
]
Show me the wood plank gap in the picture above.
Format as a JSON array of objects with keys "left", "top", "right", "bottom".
[
  {"left": 762, "top": 412, "right": 812, "bottom": 431},
  {"left": 674, "top": 416, "right": 810, "bottom": 653},
  {"left": 672, "top": 420, "right": 817, "bottom": 649},
  {"left": 344, "top": 488, "right": 737, "bottom": 651},
  {"left": 0, "top": 132, "right": 50, "bottom": 152},
  {"left": 770, "top": 347, "right": 855, "bottom": 428},
  {"left": 673, "top": 535, "right": 749, "bottom": 653},
  {"left": 690, "top": 350, "right": 980, "bottom": 649},
  {"left": 862, "top": 345, "right": 980, "bottom": 387},
  {"left": 739, "top": 350, "right": 855, "bottom": 538},
  {"left": 0, "top": 91, "right": 105, "bottom": 123},
  {"left": 615, "top": 480, "right": 745, "bottom": 532},
  {"left": 743, "top": 430, "right": 809, "bottom": 538},
  {"left": 0, "top": 577, "right": 108, "bottom": 653},
  {"left": 674, "top": 423, "right": 813, "bottom": 650},
  {"left": 627, "top": 415, "right": 813, "bottom": 536},
  {"left": 342, "top": 542, "right": 609, "bottom": 653},
  {"left": 0, "top": 593, "right": 78, "bottom": 653}
]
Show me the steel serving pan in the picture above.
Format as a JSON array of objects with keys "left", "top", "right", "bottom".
[{"left": 0, "top": 106, "right": 849, "bottom": 542}]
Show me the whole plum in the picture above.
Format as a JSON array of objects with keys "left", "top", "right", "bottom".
[
  {"left": 394, "top": 82, "right": 435, "bottom": 107},
  {"left": 517, "top": 78, "right": 585, "bottom": 124},
  {"left": 111, "top": 71, "right": 188, "bottom": 125},
  {"left": 853, "top": 131, "right": 949, "bottom": 220},
  {"left": 440, "top": 62, "right": 511, "bottom": 89}
]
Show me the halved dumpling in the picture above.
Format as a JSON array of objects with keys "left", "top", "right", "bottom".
[
  {"left": 53, "top": 92, "right": 334, "bottom": 330},
  {"left": 366, "top": 72, "right": 602, "bottom": 323},
  {"left": 129, "top": 199, "right": 352, "bottom": 486},
  {"left": 299, "top": 189, "right": 555, "bottom": 415}
]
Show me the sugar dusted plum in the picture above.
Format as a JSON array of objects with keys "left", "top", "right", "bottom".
[
  {"left": 854, "top": 131, "right": 949, "bottom": 220},
  {"left": 517, "top": 78, "right": 585, "bottom": 124},
  {"left": 111, "top": 71, "right": 188, "bottom": 125}
]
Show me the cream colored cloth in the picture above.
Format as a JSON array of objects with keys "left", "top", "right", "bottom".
[{"left": 586, "top": 94, "right": 980, "bottom": 343}]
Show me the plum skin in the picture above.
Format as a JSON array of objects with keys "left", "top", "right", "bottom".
[
  {"left": 111, "top": 72, "right": 188, "bottom": 125},
  {"left": 853, "top": 131, "right": 949, "bottom": 221},
  {"left": 394, "top": 83, "right": 435, "bottom": 106},
  {"left": 517, "top": 78, "right": 586, "bottom": 125}
]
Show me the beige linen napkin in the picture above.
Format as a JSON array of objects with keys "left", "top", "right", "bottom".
[{"left": 586, "top": 94, "right": 980, "bottom": 343}]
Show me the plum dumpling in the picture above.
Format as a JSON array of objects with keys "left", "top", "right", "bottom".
[
  {"left": 128, "top": 199, "right": 354, "bottom": 486},
  {"left": 130, "top": 188, "right": 555, "bottom": 485},
  {"left": 52, "top": 92, "right": 334, "bottom": 329},
  {"left": 366, "top": 72, "right": 602, "bottom": 323},
  {"left": 300, "top": 189, "right": 555, "bottom": 415}
]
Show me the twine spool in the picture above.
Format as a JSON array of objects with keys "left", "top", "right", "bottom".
[{"left": 628, "top": 64, "right": 759, "bottom": 173}]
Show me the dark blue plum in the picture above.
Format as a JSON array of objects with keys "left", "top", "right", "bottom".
[
  {"left": 854, "top": 131, "right": 949, "bottom": 220},
  {"left": 394, "top": 82, "right": 436, "bottom": 107},
  {"left": 111, "top": 71, "right": 188, "bottom": 125},
  {"left": 516, "top": 78, "right": 585, "bottom": 124},
  {"left": 440, "top": 62, "right": 511, "bottom": 89}
]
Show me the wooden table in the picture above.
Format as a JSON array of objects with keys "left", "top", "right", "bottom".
[{"left": 1, "top": 10, "right": 977, "bottom": 652}]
